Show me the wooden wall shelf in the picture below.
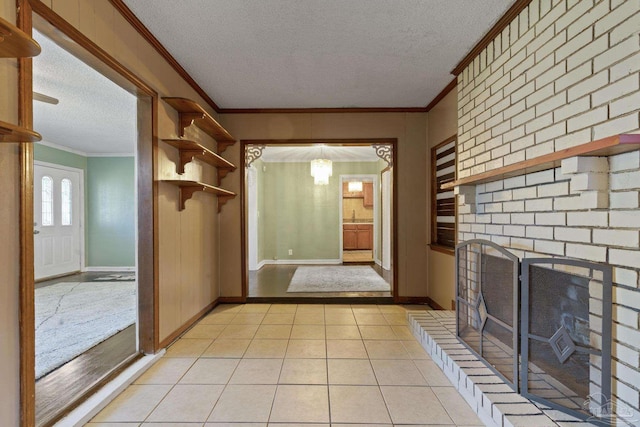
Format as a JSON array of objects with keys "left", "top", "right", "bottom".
[
  {"left": 163, "top": 97, "right": 236, "bottom": 152},
  {"left": 0, "top": 16, "right": 41, "bottom": 58},
  {"left": 162, "top": 180, "right": 236, "bottom": 212},
  {"left": 444, "top": 134, "right": 640, "bottom": 189},
  {"left": 162, "top": 139, "right": 237, "bottom": 181},
  {"left": 0, "top": 120, "right": 42, "bottom": 142}
]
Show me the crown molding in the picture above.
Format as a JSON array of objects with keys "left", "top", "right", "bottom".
[
  {"left": 219, "top": 106, "right": 428, "bottom": 114},
  {"left": 425, "top": 78, "right": 457, "bottom": 112},
  {"left": 451, "top": 0, "right": 533, "bottom": 76},
  {"left": 108, "top": 0, "right": 220, "bottom": 112},
  {"left": 110, "top": 0, "right": 525, "bottom": 112}
]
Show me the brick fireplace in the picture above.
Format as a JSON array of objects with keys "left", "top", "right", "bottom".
[{"left": 435, "top": 0, "right": 640, "bottom": 425}]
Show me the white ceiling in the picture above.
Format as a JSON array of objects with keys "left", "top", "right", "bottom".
[
  {"left": 260, "top": 145, "right": 381, "bottom": 163},
  {"left": 123, "top": 0, "right": 514, "bottom": 109},
  {"left": 32, "top": 29, "right": 138, "bottom": 156}
]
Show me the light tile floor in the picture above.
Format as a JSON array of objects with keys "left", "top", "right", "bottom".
[{"left": 87, "top": 304, "right": 484, "bottom": 426}]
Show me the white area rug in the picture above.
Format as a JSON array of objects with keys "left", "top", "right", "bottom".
[
  {"left": 35, "top": 281, "right": 137, "bottom": 379},
  {"left": 287, "top": 266, "right": 390, "bottom": 292}
]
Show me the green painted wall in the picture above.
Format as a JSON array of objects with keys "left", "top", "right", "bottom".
[
  {"left": 35, "top": 145, "right": 136, "bottom": 267},
  {"left": 259, "top": 161, "right": 382, "bottom": 261},
  {"left": 34, "top": 143, "right": 87, "bottom": 170},
  {"left": 86, "top": 157, "right": 136, "bottom": 267}
]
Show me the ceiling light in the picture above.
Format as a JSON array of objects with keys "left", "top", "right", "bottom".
[
  {"left": 348, "top": 181, "right": 363, "bottom": 192},
  {"left": 310, "top": 158, "right": 332, "bottom": 185}
]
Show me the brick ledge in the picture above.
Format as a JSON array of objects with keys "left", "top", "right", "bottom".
[{"left": 406, "top": 311, "right": 595, "bottom": 427}]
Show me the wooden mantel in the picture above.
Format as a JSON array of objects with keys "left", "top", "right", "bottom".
[
  {"left": 444, "top": 134, "right": 640, "bottom": 189},
  {"left": 163, "top": 97, "right": 236, "bottom": 153}
]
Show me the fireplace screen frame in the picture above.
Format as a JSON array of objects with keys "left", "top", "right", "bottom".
[
  {"left": 520, "top": 257, "right": 613, "bottom": 422},
  {"left": 456, "top": 239, "right": 614, "bottom": 423},
  {"left": 455, "top": 239, "right": 521, "bottom": 390}
]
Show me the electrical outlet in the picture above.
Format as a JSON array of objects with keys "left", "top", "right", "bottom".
[{"left": 288, "top": 249, "right": 293, "bottom": 255}]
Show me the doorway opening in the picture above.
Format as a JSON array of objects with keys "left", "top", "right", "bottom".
[
  {"left": 243, "top": 140, "right": 396, "bottom": 300},
  {"left": 22, "top": 8, "right": 157, "bottom": 426},
  {"left": 341, "top": 175, "right": 377, "bottom": 264}
]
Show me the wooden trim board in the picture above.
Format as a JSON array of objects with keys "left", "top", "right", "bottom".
[
  {"left": 158, "top": 300, "right": 218, "bottom": 348},
  {"left": 444, "top": 134, "right": 640, "bottom": 189},
  {"left": 425, "top": 78, "right": 457, "bottom": 112},
  {"left": 108, "top": 0, "right": 221, "bottom": 112},
  {"left": 451, "top": 0, "right": 533, "bottom": 75},
  {"left": 18, "top": 3, "right": 36, "bottom": 425}
]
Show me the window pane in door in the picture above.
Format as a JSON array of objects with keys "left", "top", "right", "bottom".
[
  {"left": 42, "top": 176, "right": 54, "bottom": 226},
  {"left": 61, "top": 178, "right": 72, "bottom": 226}
]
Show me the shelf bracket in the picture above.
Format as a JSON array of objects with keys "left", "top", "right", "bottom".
[
  {"left": 217, "top": 140, "right": 234, "bottom": 154},
  {"left": 217, "top": 194, "right": 235, "bottom": 213},
  {"left": 217, "top": 168, "right": 232, "bottom": 182},
  {"left": 178, "top": 112, "right": 205, "bottom": 137},
  {"left": 177, "top": 185, "right": 202, "bottom": 211},
  {"left": 177, "top": 149, "right": 203, "bottom": 174}
]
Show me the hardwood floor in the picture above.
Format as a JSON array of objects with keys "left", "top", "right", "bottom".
[
  {"left": 35, "top": 271, "right": 138, "bottom": 426},
  {"left": 35, "top": 270, "right": 125, "bottom": 289},
  {"left": 36, "top": 325, "right": 138, "bottom": 426},
  {"left": 248, "top": 264, "right": 393, "bottom": 302}
]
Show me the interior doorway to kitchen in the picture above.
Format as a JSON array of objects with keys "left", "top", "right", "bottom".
[{"left": 340, "top": 175, "right": 377, "bottom": 264}]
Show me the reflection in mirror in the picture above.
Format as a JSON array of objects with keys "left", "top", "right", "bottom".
[{"left": 244, "top": 142, "right": 394, "bottom": 299}]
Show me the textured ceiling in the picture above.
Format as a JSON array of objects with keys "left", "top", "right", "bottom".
[
  {"left": 32, "top": 29, "right": 137, "bottom": 156},
  {"left": 260, "top": 145, "right": 381, "bottom": 163},
  {"left": 123, "top": 0, "right": 514, "bottom": 109}
]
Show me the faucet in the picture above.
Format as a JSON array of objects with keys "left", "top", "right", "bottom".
[{"left": 352, "top": 209, "right": 355, "bottom": 221}]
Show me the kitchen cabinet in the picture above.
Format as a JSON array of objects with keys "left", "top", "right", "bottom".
[
  {"left": 363, "top": 182, "right": 373, "bottom": 207},
  {"left": 356, "top": 224, "right": 372, "bottom": 249},
  {"left": 343, "top": 224, "right": 373, "bottom": 250},
  {"left": 343, "top": 224, "right": 358, "bottom": 250}
]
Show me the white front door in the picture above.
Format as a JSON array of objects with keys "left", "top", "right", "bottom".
[{"left": 34, "top": 163, "right": 82, "bottom": 280}]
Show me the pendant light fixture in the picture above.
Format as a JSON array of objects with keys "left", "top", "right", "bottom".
[{"left": 310, "top": 145, "right": 332, "bottom": 185}]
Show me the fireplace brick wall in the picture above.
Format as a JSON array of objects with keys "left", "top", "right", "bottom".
[{"left": 455, "top": 0, "right": 640, "bottom": 423}]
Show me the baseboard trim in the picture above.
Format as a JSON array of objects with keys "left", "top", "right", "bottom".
[
  {"left": 158, "top": 299, "right": 218, "bottom": 348},
  {"left": 247, "top": 296, "right": 395, "bottom": 304},
  {"left": 83, "top": 266, "right": 136, "bottom": 272},
  {"left": 395, "top": 296, "right": 447, "bottom": 310},
  {"left": 427, "top": 297, "right": 446, "bottom": 310},
  {"left": 218, "top": 296, "right": 247, "bottom": 304},
  {"left": 260, "top": 259, "right": 342, "bottom": 266},
  {"left": 395, "top": 296, "right": 431, "bottom": 305}
]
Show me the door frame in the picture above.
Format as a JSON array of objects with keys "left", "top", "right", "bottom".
[
  {"left": 34, "top": 160, "right": 86, "bottom": 278},
  {"left": 240, "top": 138, "right": 398, "bottom": 300},
  {"left": 18, "top": 2, "right": 159, "bottom": 426},
  {"left": 339, "top": 174, "right": 378, "bottom": 263}
]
